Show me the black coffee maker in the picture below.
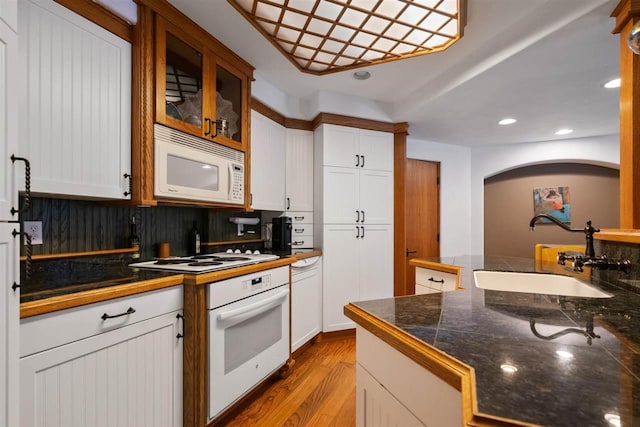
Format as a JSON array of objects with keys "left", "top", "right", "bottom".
[{"left": 272, "top": 217, "right": 292, "bottom": 254}]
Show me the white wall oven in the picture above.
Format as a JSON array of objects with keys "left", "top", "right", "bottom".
[
  {"left": 207, "top": 266, "right": 290, "bottom": 421},
  {"left": 154, "top": 123, "right": 245, "bottom": 205}
]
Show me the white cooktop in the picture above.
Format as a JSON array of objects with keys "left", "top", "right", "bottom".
[{"left": 129, "top": 251, "right": 279, "bottom": 274}]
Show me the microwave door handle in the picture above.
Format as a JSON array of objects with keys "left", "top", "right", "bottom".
[{"left": 216, "top": 290, "right": 289, "bottom": 327}]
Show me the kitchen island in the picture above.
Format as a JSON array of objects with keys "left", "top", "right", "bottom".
[{"left": 345, "top": 255, "right": 640, "bottom": 427}]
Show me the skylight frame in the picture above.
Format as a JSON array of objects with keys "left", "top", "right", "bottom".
[{"left": 227, "top": 0, "right": 467, "bottom": 75}]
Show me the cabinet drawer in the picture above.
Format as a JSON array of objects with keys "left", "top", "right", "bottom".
[
  {"left": 415, "top": 267, "right": 458, "bottom": 292},
  {"left": 292, "top": 224, "right": 312, "bottom": 235},
  {"left": 288, "top": 211, "right": 313, "bottom": 224},
  {"left": 20, "top": 286, "right": 183, "bottom": 357},
  {"left": 415, "top": 283, "right": 439, "bottom": 295},
  {"left": 292, "top": 235, "right": 314, "bottom": 248}
]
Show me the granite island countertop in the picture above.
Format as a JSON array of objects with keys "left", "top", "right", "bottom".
[{"left": 346, "top": 255, "right": 640, "bottom": 427}]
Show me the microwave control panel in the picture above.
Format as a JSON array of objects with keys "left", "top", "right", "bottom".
[{"left": 231, "top": 163, "right": 244, "bottom": 203}]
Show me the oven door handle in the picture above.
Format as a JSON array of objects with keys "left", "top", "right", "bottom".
[{"left": 216, "top": 289, "right": 289, "bottom": 327}]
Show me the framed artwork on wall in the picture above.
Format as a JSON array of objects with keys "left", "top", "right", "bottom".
[{"left": 533, "top": 186, "right": 571, "bottom": 223}]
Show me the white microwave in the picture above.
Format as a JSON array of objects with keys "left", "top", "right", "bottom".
[{"left": 154, "top": 124, "right": 245, "bottom": 205}]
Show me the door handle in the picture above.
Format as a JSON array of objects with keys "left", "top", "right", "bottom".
[
  {"left": 356, "top": 226, "right": 360, "bottom": 239},
  {"left": 361, "top": 155, "right": 365, "bottom": 168},
  {"left": 361, "top": 210, "right": 365, "bottom": 223},
  {"left": 204, "top": 117, "right": 211, "bottom": 136},
  {"left": 406, "top": 249, "right": 417, "bottom": 257},
  {"left": 356, "top": 154, "right": 360, "bottom": 167},
  {"left": 360, "top": 226, "right": 365, "bottom": 239},
  {"left": 286, "top": 197, "right": 291, "bottom": 210},
  {"left": 356, "top": 210, "right": 360, "bottom": 223}
]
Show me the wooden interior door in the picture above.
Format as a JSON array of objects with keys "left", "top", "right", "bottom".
[{"left": 405, "top": 159, "right": 440, "bottom": 294}]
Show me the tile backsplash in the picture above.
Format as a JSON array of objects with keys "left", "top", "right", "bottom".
[{"left": 19, "top": 197, "right": 265, "bottom": 260}]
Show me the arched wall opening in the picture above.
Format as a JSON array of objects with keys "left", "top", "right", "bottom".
[{"left": 483, "top": 162, "right": 619, "bottom": 258}]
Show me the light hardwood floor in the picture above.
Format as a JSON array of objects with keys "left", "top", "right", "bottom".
[{"left": 221, "top": 335, "right": 356, "bottom": 427}]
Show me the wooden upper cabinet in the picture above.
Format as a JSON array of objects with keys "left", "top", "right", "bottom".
[{"left": 154, "top": 15, "right": 249, "bottom": 152}]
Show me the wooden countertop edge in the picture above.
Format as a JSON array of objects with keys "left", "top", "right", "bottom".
[
  {"left": 20, "top": 275, "right": 184, "bottom": 318},
  {"left": 344, "top": 303, "right": 539, "bottom": 427},
  {"left": 595, "top": 228, "right": 640, "bottom": 243},
  {"left": 409, "top": 259, "right": 463, "bottom": 275},
  {"left": 291, "top": 250, "right": 322, "bottom": 260},
  {"left": 182, "top": 258, "right": 296, "bottom": 285}
]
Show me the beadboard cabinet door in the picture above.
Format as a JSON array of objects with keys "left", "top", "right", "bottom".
[
  {"left": 0, "top": 223, "right": 19, "bottom": 427},
  {"left": 20, "top": 310, "right": 183, "bottom": 427},
  {"left": 18, "top": 0, "right": 131, "bottom": 200},
  {"left": 250, "top": 110, "right": 285, "bottom": 211},
  {"left": 285, "top": 129, "right": 314, "bottom": 212},
  {"left": 0, "top": 15, "right": 17, "bottom": 221}
]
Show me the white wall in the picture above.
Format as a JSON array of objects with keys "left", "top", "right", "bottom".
[
  {"left": 407, "top": 138, "right": 472, "bottom": 257},
  {"left": 252, "top": 79, "right": 393, "bottom": 123},
  {"left": 469, "top": 134, "right": 619, "bottom": 254}
]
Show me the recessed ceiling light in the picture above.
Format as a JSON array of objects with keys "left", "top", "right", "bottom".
[
  {"left": 604, "top": 78, "right": 621, "bottom": 89},
  {"left": 498, "top": 118, "right": 517, "bottom": 125},
  {"left": 555, "top": 128, "right": 574, "bottom": 136},
  {"left": 353, "top": 71, "right": 371, "bottom": 80},
  {"left": 500, "top": 364, "right": 518, "bottom": 374}
]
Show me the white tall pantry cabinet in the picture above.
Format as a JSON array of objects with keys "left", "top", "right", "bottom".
[
  {"left": 0, "top": 1, "right": 20, "bottom": 425},
  {"left": 315, "top": 124, "right": 394, "bottom": 332}
]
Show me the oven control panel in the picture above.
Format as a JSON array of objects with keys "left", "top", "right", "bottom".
[{"left": 207, "top": 266, "right": 289, "bottom": 309}]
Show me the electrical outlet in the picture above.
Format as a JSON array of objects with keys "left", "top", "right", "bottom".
[{"left": 24, "top": 221, "right": 43, "bottom": 245}]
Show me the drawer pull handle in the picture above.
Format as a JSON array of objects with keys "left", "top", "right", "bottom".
[
  {"left": 295, "top": 228, "right": 304, "bottom": 233},
  {"left": 293, "top": 240, "right": 304, "bottom": 245},
  {"left": 176, "top": 313, "right": 185, "bottom": 339},
  {"left": 101, "top": 307, "right": 136, "bottom": 320},
  {"left": 428, "top": 277, "right": 445, "bottom": 284},
  {"left": 294, "top": 216, "right": 304, "bottom": 220}
]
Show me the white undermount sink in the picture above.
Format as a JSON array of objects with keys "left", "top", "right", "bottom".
[{"left": 473, "top": 271, "right": 613, "bottom": 298}]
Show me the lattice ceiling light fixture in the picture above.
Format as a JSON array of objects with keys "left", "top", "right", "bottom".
[{"left": 228, "top": 0, "right": 467, "bottom": 75}]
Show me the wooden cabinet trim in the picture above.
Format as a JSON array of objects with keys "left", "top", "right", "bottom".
[
  {"left": 55, "top": 0, "right": 133, "bottom": 42},
  {"left": 136, "top": 0, "right": 254, "bottom": 76}
]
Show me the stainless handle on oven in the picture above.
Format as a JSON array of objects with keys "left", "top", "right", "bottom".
[{"left": 217, "top": 289, "right": 288, "bottom": 326}]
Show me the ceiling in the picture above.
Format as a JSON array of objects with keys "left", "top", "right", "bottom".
[{"left": 167, "top": 0, "right": 621, "bottom": 147}]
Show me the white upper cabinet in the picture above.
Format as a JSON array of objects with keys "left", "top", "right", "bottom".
[
  {"left": 321, "top": 125, "right": 393, "bottom": 171},
  {"left": 316, "top": 124, "right": 394, "bottom": 225},
  {"left": 359, "top": 129, "right": 394, "bottom": 171},
  {"left": 285, "top": 129, "right": 314, "bottom": 212},
  {"left": 322, "top": 125, "right": 359, "bottom": 168},
  {"left": 18, "top": 0, "right": 131, "bottom": 200},
  {"left": 0, "top": 15, "right": 17, "bottom": 220},
  {"left": 250, "top": 110, "right": 285, "bottom": 211}
]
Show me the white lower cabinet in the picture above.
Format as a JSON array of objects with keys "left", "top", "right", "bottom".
[
  {"left": 20, "top": 287, "right": 183, "bottom": 427},
  {"left": 323, "top": 225, "right": 393, "bottom": 332},
  {"left": 357, "top": 364, "right": 424, "bottom": 427},
  {"left": 291, "top": 256, "right": 322, "bottom": 352},
  {"left": 356, "top": 326, "right": 462, "bottom": 427}
]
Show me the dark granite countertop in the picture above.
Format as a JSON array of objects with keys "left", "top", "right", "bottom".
[
  {"left": 20, "top": 253, "right": 182, "bottom": 303},
  {"left": 352, "top": 255, "right": 640, "bottom": 427}
]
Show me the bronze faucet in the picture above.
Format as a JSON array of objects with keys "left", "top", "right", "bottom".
[{"left": 529, "top": 215, "right": 599, "bottom": 257}]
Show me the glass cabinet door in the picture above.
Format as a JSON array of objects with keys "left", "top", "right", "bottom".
[
  {"left": 155, "top": 16, "right": 249, "bottom": 152},
  {"left": 214, "top": 63, "right": 244, "bottom": 146},
  {"left": 155, "top": 17, "right": 212, "bottom": 138}
]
